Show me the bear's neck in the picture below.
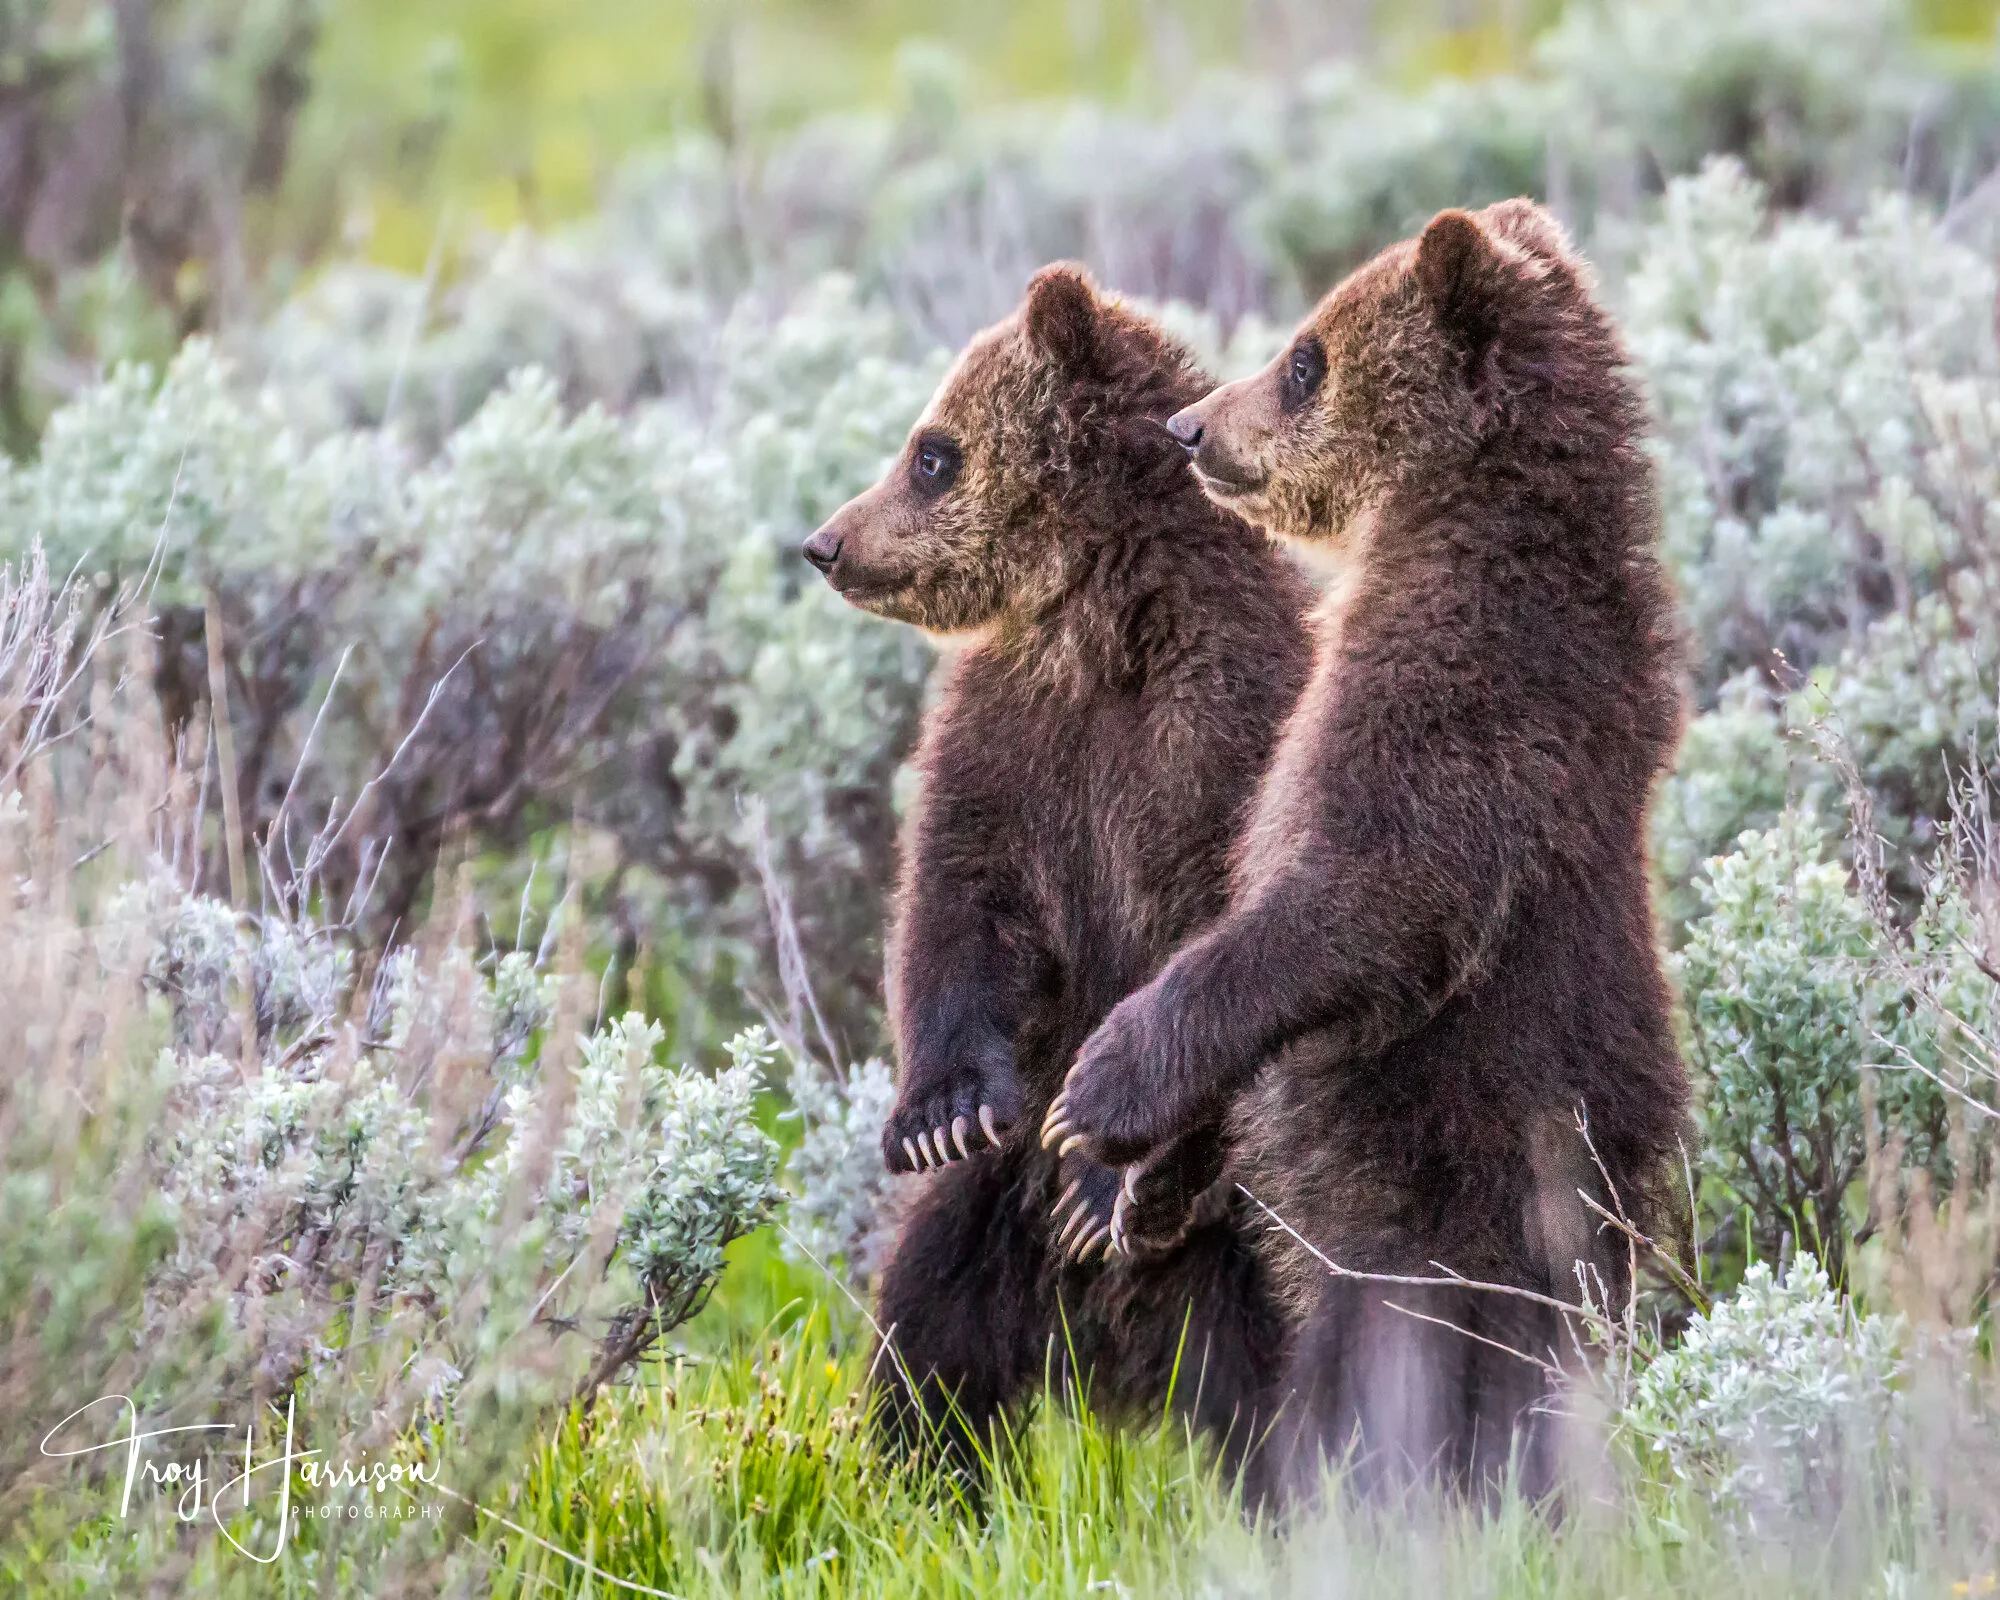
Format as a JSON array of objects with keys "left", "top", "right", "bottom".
[
  {"left": 1393, "top": 414, "right": 1648, "bottom": 564},
  {"left": 991, "top": 491, "right": 1233, "bottom": 699}
]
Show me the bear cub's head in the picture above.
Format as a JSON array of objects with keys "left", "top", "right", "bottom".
[
  {"left": 804, "top": 265, "right": 1208, "bottom": 635},
  {"left": 1167, "top": 198, "right": 1612, "bottom": 548}
]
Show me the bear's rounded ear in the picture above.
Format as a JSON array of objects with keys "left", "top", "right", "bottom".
[
  {"left": 1479, "top": 197, "right": 1570, "bottom": 265},
  {"left": 1414, "top": 210, "right": 1495, "bottom": 330},
  {"left": 1025, "top": 263, "right": 1101, "bottom": 376}
]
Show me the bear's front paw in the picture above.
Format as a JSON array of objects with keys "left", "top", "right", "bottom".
[
  {"left": 1048, "top": 1158, "right": 1122, "bottom": 1264},
  {"left": 1048, "top": 1126, "right": 1226, "bottom": 1264},
  {"left": 881, "top": 1043, "right": 1025, "bottom": 1175},
  {"left": 1111, "top": 1124, "right": 1228, "bottom": 1256},
  {"left": 1039, "top": 991, "right": 1177, "bottom": 1167}
]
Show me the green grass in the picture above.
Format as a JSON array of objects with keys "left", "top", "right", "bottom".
[
  {"left": 470, "top": 1246, "right": 1998, "bottom": 1599},
  {"left": 486, "top": 1294, "right": 1264, "bottom": 1599},
  {"left": 10, "top": 1230, "right": 1996, "bottom": 1596}
]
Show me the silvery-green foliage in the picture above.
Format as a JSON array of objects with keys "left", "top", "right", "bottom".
[
  {"left": 1897, "top": 855, "right": 2000, "bottom": 1095},
  {"left": 782, "top": 1051, "right": 897, "bottom": 1283},
  {"left": 224, "top": 1, "right": 2000, "bottom": 422},
  {"left": 126, "top": 864, "right": 780, "bottom": 1395},
  {"left": 0, "top": 0, "right": 320, "bottom": 448},
  {"left": 486, "top": 948, "right": 560, "bottom": 1082},
  {"left": 152, "top": 1049, "right": 439, "bottom": 1326},
  {"left": 0, "top": 279, "right": 943, "bottom": 1039},
  {"left": 107, "top": 869, "right": 353, "bottom": 1056},
  {"left": 1863, "top": 767, "right": 2000, "bottom": 1208},
  {"left": 1541, "top": 0, "right": 1943, "bottom": 213},
  {"left": 1630, "top": 159, "right": 1999, "bottom": 960},
  {"left": 1651, "top": 674, "right": 1811, "bottom": 937},
  {"left": 1136, "top": 298, "right": 1289, "bottom": 383},
  {"left": 1673, "top": 813, "right": 1947, "bottom": 1276},
  {"left": 1624, "top": 1252, "right": 1905, "bottom": 1527},
  {"left": 484, "top": 1016, "right": 781, "bottom": 1334},
  {"left": 19, "top": 0, "right": 2000, "bottom": 446},
  {"left": 370, "top": 944, "right": 555, "bottom": 1097},
  {"left": 1811, "top": 597, "right": 1999, "bottom": 858},
  {"left": 616, "top": 1025, "right": 781, "bottom": 1317},
  {"left": 254, "top": 230, "right": 720, "bottom": 449},
  {"left": 1626, "top": 159, "right": 1998, "bottom": 695},
  {"left": 1807, "top": 362, "right": 2000, "bottom": 844},
  {"left": 1249, "top": 62, "right": 1567, "bottom": 296}
]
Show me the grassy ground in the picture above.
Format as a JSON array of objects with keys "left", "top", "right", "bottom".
[
  {"left": 471, "top": 1236, "right": 1997, "bottom": 1600},
  {"left": 8, "top": 1225, "right": 1994, "bottom": 1596}
]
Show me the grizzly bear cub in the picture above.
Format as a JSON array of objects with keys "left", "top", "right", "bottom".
[
  {"left": 803, "top": 266, "right": 1312, "bottom": 1468},
  {"left": 1043, "top": 200, "right": 1689, "bottom": 1502}
]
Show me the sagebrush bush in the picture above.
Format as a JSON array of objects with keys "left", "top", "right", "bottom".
[
  {"left": 781, "top": 1048, "right": 897, "bottom": 1285},
  {"left": 1634, "top": 162, "right": 2000, "bottom": 920},
  {"left": 5, "top": 7, "right": 2000, "bottom": 1591},
  {"left": 1675, "top": 813, "right": 1923, "bottom": 1279},
  {"left": 0, "top": 547, "right": 800, "bottom": 1587},
  {"left": 46, "top": 842, "right": 786, "bottom": 1413},
  {"left": 0, "top": 290, "right": 943, "bottom": 1047},
  {"left": 1624, "top": 1253, "right": 1905, "bottom": 1527}
]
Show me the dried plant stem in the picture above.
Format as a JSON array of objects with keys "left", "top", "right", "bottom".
[
  {"left": 202, "top": 586, "right": 248, "bottom": 911},
  {"left": 1235, "top": 1184, "right": 1607, "bottom": 1329}
]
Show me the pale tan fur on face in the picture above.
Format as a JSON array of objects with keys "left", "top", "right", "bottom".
[
  {"left": 1179, "top": 203, "right": 1580, "bottom": 553},
  {"left": 813, "top": 315, "right": 1068, "bottom": 638},
  {"left": 1174, "top": 246, "right": 1415, "bottom": 550}
]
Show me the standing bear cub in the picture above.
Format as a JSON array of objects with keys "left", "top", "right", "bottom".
[
  {"left": 1044, "top": 200, "right": 1689, "bottom": 1501},
  {"left": 803, "top": 267, "right": 1312, "bottom": 1467}
]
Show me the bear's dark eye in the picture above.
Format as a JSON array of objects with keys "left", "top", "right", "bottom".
[
  {"left": 1281, "top": 338, "right": 1326, "bottom": 413},
  {"left": 910, "top": 432, "right": 962, "bottom": 497}
]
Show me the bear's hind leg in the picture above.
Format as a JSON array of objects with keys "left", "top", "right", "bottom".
[
  {"left": 1460, "top": 1295, "right": 1564, "bottom": 1506},
  {"left": 1265, "top": 1276, "right": 1562, "bottom": 1509},
  {"left": 870, "top": 1152, "right": 1060, "bottom": 1477},
  {"left": 1263, "top": 1276, "right": 1474, "bottom": 1507},
  {"left": 1093, "top": 1201, "right": 1286, "bottom": 1486}
]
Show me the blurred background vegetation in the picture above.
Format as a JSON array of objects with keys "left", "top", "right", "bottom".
[
  {"left": 6, "top": 2, "right": 2000, "bottom": 1592},
  {"left": 303, "top": 0, "right": 1583, "bottom": 266}
]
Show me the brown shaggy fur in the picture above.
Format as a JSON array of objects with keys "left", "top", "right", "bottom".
[
  {"left": 803, "top": 266, "right": 1313, "bottom": 1469},
  {"left": 1050, "top": 201, "right": 1690, "bottom": 1502}
]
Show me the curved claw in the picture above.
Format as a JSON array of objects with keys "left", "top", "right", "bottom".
[
  {"left": 1057, "top": 1133, "right": 1084, "bottom": 1159},
  {"left": 902, "top": 1136, "right": 921, "bottom": 1171},
  {"left": 1055, "top": 1199, "right": 1089, "bottom": 1253},
  {"left": 1039, "top": 1091, "right": 1069, "bottom": 1150},
  {"left": 933, "top": 1124, "right": 953, "bottom": 1165},
  {"left": 1122, "top": 1165, "right": 1140, "bottom": 1203},
  {"left": 1051, "top": 1177, "right": 1082, "bottom": 1220},
  {"left": 952, "top": 1115, "right": 972, "bottom": 1160},
  {"left": 918, "top": 1130, "right": 938, "bottom": 1169},
  {"left": 1074, "top": 1225, "right": 1111, "bottom": 1263},
  {"left": 978, "top": 1105, "right": 1002, "bottom": 1148}
]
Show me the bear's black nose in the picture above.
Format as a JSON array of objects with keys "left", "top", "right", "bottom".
[
  {"left": 1166, "top": 410, "right": 1204, "bottom": 451},
  {"left": 802, "top": 529, "right": 842, "bottom": 574}
]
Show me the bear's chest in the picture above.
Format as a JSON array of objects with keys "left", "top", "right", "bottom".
[{"left": 958, "top": 674, "right": 1226, "bottom": 944}]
